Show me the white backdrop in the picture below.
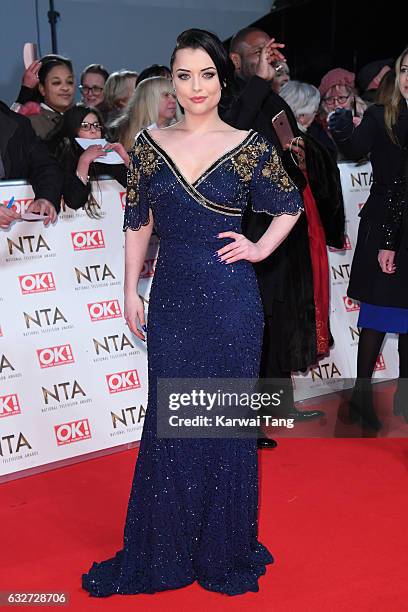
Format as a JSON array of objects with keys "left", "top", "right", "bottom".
[
  {"left": 0, "top": 180, "right": 157, "bottom": 476},
  {"left": 0, "top": 163, "right": 398, "bottom": 476}
]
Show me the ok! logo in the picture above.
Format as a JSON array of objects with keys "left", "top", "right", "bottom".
[
  {"left": 71, "top": 230, "right": 105, "bottom": 251},
  {"left": 87, "top": 300, "right": 122, "bottom": 322},
  {"left": 342, "top": 296, "right": 360, "bottom": 312},
  {"left": 19, "top": 272, "right": 56, "bottom": 295},
  {"left": 54, "top": 418, "right": 91, "bottom": 446},
  {"left": 0, "top": 394, "right": 21, "bottom": 418},
  {"left": 106, "top": 369, "right": 141, "bottom": 394},
  {"left": 36, "top": 344, "right": 75, "bottom": 369}
]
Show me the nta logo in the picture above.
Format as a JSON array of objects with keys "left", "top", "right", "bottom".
[
  {"left": 24, "top": 307, "right": 67, "bottom": 328},
  {"left": 7, "top": 235, "right": 50, "bottom": 255},
  {"left": 75, "top": 264, "right": 115, "bottom": 284}
]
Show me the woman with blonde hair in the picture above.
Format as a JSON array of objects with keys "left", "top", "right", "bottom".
[
  {"left": 111, "top": 76, "right": 178, "bottom": 151},
  {"left": 104, "top": 69, "right": 138, "bottom": 123}
]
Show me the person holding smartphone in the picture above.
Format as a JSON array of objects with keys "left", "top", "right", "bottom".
[{"left": 318, "top": 68, "right": 367, "bottom": 142}]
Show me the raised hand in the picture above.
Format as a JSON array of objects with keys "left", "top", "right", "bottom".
[
  {"left": 255, "top": 38, "right": 286, "bottom": 82},
  {"left": 22, "top": 60, "right": 42, "bottom": 88},
  {"left": 80, "top": 144, "right": 107, "bottom": 165}
]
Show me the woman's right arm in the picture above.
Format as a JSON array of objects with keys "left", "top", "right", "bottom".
[{"left": 124, "top": 213, "right": 153, "bottom": 341}]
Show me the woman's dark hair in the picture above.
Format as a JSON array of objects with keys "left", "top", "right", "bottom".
[
  {"left": 38, "top": 54, "right": 73, "bottom": 85},
  {"left": 170, "top": 29, "right": 230, "bottom": 89},
  {"left": 47, "top": 104, "right": 105, "bottom": 218},
  {"left": 81, "top": 63, "right": 110, "bottom": 84},
  {"left": 136, "top": 64, "right": 171, "bottom": 87},
  {"left": 49, "top": 104, "right": 105, "bottom": 144}
]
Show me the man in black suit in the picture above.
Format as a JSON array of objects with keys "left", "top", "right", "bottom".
[
  {"left": 222, "top": 28, "right": 345, "bottom": 446},
  {"left": 0, "top": 101, "right": 62, "bottom": 229}
]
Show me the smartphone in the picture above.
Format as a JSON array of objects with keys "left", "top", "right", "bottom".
[
  {"left": 272, "top": 110, "right": 295, "bottom": 149},
  {"left": 23, "top": 42, "right": 38, "bottom": 69}
]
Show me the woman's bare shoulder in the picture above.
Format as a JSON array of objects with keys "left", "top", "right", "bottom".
[{"left": 149, "top": 122, "right": 185, "bottom": 144}]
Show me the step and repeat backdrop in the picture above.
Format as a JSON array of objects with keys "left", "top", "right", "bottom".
[{"left": 0, "top": 164, "right": 398, "bottom": 476}]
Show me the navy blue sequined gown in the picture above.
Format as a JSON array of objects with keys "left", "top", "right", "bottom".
[{"left": 82, "top": 129, "right": 303, "bottom": 596}]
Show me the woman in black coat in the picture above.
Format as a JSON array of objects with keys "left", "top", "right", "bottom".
[
  {"left": 330, "top": 46, "right": 408, "bottom": 427},
  {"left": 47, "top": 104, "right": 129, "bottom": 216}
]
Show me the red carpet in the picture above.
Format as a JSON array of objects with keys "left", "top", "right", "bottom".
[{"left": 1, "top": 434, "right": 408, "bottom": 611}]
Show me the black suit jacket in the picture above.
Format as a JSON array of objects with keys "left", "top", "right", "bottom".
[{"left": 0, "top": 101, "right": 62, "bottom": 211}]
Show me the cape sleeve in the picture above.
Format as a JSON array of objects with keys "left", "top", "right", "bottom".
[
  {"left": 123, "top": 136, "right": 151, "bottom": 231},
  {"left": 249, "top": 138, "right": 303, "bottom": 215}
]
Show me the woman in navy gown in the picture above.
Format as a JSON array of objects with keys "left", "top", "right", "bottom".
[{"left": 82, "top": 29, "right": 303, "bottom": 597}]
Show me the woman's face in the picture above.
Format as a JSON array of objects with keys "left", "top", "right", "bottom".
[
  {"left": 39, "top": 65, "right": 75, "bottom": 113},
  {"left": 81, "top": 72, "right": 106, "bottom": 107},
  {"left": 398, "top": 54, "right": 408, "bottom": 99},
  {"left": 77, "top": 112, "right": 102, "bottom": 139},
  {"left": 172, "top": 47, "right": 221, "bottom": 116},
  {"left": 157, "top": 90, "right": 177, "bottom": 126},
  {"left": 322, "top": 84, "right": 353, "bottom": 114}
]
